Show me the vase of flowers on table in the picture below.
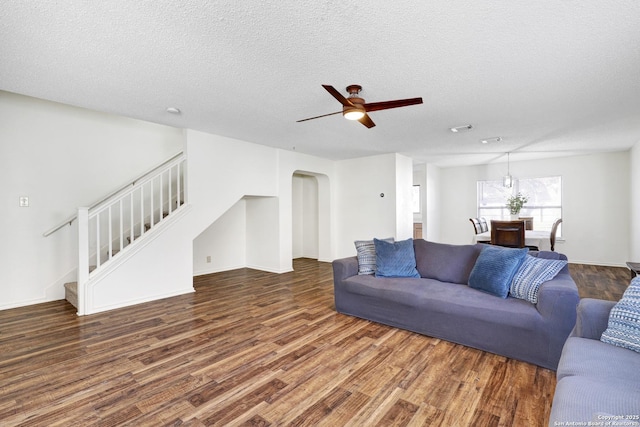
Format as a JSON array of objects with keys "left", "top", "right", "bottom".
[{"left": 506, "top": 192, "right": 528, "bottom": 219}]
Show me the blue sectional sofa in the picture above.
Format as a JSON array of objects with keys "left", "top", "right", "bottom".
[
  {"left": 332, "top": 239, "right": 580, "bottom": 370},
  {"left": 549, "top": 297, "right": 640, "bottom": 425}
]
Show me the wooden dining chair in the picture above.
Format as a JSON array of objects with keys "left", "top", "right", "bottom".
[
  {"left": 469, "top": 218, "right": 483, "bottom": 234},
  {"left": 490, "top": 220, "right": 525, "bottom": 248},
  {"left": 550, "top": 218, "right": 562, "bottom": 251}
]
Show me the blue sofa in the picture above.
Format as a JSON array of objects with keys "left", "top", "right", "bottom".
[
  {"left": 332, "top": 239, "right": 580, "bottom": 370},
  {"left": 549, "top": 298, "right": 640, "bottom": 425}
]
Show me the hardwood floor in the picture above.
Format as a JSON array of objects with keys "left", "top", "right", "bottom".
[
  {"left": 0, "top": 259, "right": 631, "bottom": 426},
  {"left": 568, "top": 263, "right": 631, "bottom": 301}
]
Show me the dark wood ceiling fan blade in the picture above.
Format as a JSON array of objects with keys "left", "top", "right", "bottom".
[
  {"left": 358, "top": 113, "right": 376, "bottom": 128},
  {"left": 322, "top": 85, "right": 354, "bottom": 107},
  {"left": 364, "top": 97, "right": 423, "bottom": 112},
  {"left": 296, "top": 111, "right": 343, "bottom": 122}
]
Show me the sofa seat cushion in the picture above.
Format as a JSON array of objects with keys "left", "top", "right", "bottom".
[
  {"left": 341, "top": 275, "right": 541, "bottom": 329},
  {"left": 413, "top": 240, "right": 483, "bottom": 284},
  {"left": 556, "top": 336, "right": 640, "bottom": 388},
  {"left": 550, "top": 376, "right": 640, "bottom": 424}
]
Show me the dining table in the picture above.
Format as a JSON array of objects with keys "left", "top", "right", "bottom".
[{"left": 472, "top": 230, "right": 551, "bottom": 251}]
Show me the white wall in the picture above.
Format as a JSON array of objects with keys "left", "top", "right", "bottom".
[
  {"left": 395, "top": 154, "right": 414, "bottom": 240},
  {"left": 246, "top": 196, "right": 282, "bottom": 272},
  {"left": 413, "top": 164, "right": 426, "bottom": 225},
  {"left": 188, "top": 134, "right": 336, "bottom": 275},
  {"left": 335, "top": 153, "right": 414, "bottom": 258},
  {"left": 436, "top": 151, "right": 630, "bottom": 266},
  {"left": 631, "top": 141, "right": 640, "bottom": 261},
  {"left": 186, "top": 130, "right": 279, "bottom": 237},
  {"left": 193, "top": 199, "right": 247, "bottom": 275},
  {"left": 0, "top": 91, "right": 183, "bottom": 310},
  {"left": 425, "top": 163, "right": 442, "bottom": 242}
]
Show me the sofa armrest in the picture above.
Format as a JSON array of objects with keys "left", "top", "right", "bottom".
[
  {"left": 536, "top": 273, "right": 580, "bottom": 320},
  {"left": 332, "top": 256, "right": 359, "bottom": 283},
  {"left": 571, "top": 298, "right": 616, "bottom": 340}
]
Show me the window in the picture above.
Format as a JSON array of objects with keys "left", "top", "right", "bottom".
[
  {"left": 477, "top": 176, "right": 562, "bottom": 233},
  {"left": 413, "top": 185, "right": 421, "bottom": 213}
]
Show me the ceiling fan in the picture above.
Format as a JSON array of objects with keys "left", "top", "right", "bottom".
[{"left": 297, "top": 84, "right": 423, "bottom": 128}]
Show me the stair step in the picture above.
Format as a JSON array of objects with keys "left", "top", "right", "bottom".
[
  {"left": 65, "top": 266, "right": 97, "bottom": 309},
  {"left": 126, "top": 223, "right": 154, "bottom": 244},
  {"left": 64, "top": 281, "right": 78, "bottom": 308},
  {"left": 124, "top": 214, "right": 169, "bottom": 244}
]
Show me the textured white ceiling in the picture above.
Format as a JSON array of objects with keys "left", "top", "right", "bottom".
[{"left": 2, "top": 1, "right": 640, "bottom": 166}]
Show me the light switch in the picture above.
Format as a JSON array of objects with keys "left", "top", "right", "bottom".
[{"left": 19, "top": 196, "right": 29, "bottom": 207}]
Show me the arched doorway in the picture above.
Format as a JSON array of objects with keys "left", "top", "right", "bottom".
[{"left": 292, "top": 173, "right": 319, "bottom": 260}]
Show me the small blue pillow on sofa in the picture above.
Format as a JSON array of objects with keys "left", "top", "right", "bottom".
[
  {"left": 374, "top": 238, "right": 420, "bottom": 278},
  {"left": 468, "top": 245, "right": 528, "bottom": 298}
]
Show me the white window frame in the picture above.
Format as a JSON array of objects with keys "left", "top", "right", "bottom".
[{"left": 477, "top": 176, "right": 562, "bottom": 234}]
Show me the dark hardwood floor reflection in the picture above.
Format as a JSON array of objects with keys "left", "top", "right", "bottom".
[{"left": 0, "top": 259, "right": 631, "bottom": 426}]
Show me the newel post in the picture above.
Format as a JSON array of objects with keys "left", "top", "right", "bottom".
[{"left": 77, "top": 207, "right": 89, "bottom": 316}]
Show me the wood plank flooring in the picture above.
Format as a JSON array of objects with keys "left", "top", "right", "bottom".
[{"left": 0, "top": 259, "right": 631, "bottom": 426}]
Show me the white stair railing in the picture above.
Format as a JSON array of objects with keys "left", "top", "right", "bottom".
[{"left": 75, "top": 154, "right": 187, "bottom": 314}]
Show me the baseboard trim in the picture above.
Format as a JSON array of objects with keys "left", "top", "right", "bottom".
[
  {"left": 568, "top": 260, "right": 627, "bottom": 268},
  {"left": 86, "top": 287, "right": 195, "bottom": 315},
  {"left": 245, "top": 264, "right": 293, "bottom": 274},
  {"left": 193, "top": 264, "right": 247, "bottom": 277}
]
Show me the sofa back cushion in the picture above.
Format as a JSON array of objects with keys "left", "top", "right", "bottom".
[{"left": 413, "top": 240, "right": 483, "bottom": 284}]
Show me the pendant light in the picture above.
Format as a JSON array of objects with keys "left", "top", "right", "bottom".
[{"left": 503, "top": 153, "right": 513, "bottom": 188}]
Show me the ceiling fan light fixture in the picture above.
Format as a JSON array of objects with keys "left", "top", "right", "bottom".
[
  {"left": 343, "top": 107, "right": 365, "bottom": 121},
  {"left": 297, "top": 84, "right": 423, "bottom": 129}
]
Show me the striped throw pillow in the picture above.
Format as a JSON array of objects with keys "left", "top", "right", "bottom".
[
  {"left": 601, "top": 277, "right": 640, "bottom": 353},
  {"left": 510, "top": 255, "right": 567, "bottom": 304},
  {"left": 354, "top": 238, "right": 394, "bottom": 275}
]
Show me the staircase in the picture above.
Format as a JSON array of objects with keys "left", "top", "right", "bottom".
[
  {"left": 49, "top": 153, "right": 187, "bottom": 314},
  {"left": 63, "top": 215, "right": 169, "bottom": 309}
]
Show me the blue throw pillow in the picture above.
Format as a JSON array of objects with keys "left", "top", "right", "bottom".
[
  {"left": 601, "top": 277, "right": 640, "bottom": 353},
  {"left": 468, "top": 245, "right": 528, "bottom": 298},
  {"left": 374, "top": 238, "right": 420, "bottom": 278},
  {"left": 510, "top": 255, "right": 567, "bottom": 303}
]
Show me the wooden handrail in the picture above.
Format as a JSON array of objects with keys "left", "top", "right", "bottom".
[{"left": 43, "top": 152, "right": 184, "bottom": 237}]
